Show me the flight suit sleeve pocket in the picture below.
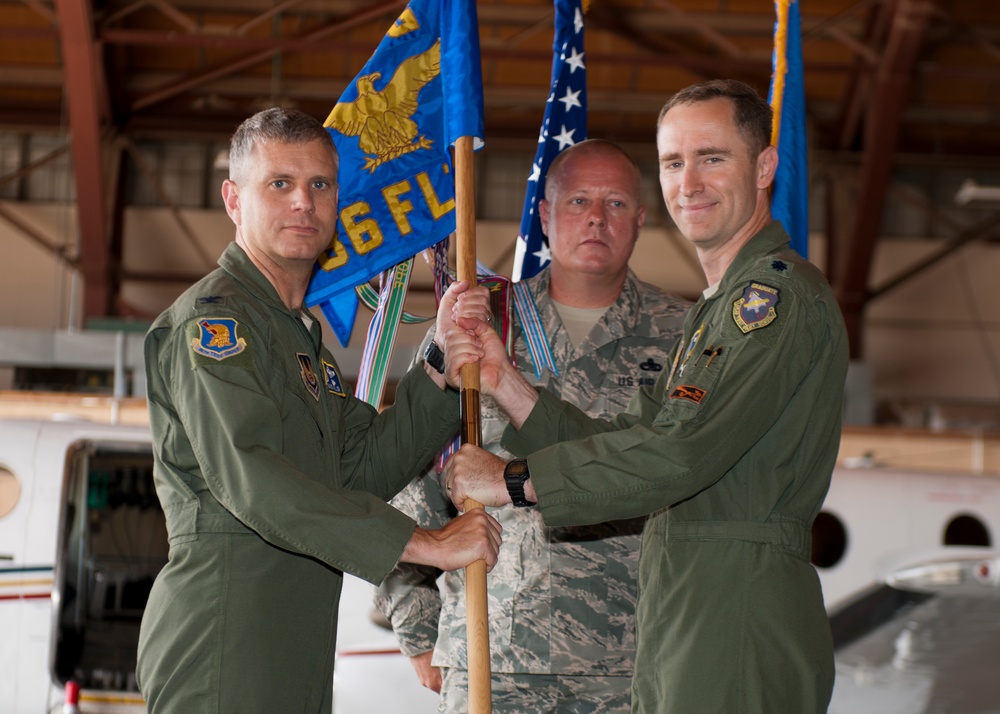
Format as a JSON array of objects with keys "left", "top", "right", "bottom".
[{"left": 163, "top": 500, "right": 199, "bottom": 545}]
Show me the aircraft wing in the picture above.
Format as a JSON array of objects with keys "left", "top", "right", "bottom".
[{"left": 829, "top": 549, "right": 1000, "bottom": 714}]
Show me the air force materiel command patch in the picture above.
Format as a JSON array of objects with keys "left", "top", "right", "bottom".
[
  {"left": 732, "top": 282, "right": 780, "bottom": 334},
  {"left": 322, "top": 359, "right": 346, "bottom": 397},
  {"left": 297, "top": 353, "right": 321, "bottom": 401},
  {"left": 192, "top": 318, "right": 247, "bottom": 360}
]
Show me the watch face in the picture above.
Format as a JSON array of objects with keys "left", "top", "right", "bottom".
[
  {"left": 504, "top": 460, "right": 535, "bottom": 507},
  {"left": 505, "top": 460, "right": 529, "bottom": 478}
]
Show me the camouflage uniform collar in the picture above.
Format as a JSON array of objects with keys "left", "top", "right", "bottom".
[
  {"left": 713, "top": 221, "right": 791, "bottom": 298},
  {"left": 527, "top": 266, "right": 650, "bottom": 351}
]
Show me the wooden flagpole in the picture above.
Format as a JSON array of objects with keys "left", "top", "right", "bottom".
[{"left": 453, "top": 134, "right": 491, "bottom": 712}]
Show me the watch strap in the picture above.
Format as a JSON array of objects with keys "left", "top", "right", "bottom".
[
  {"left": 504, "top": 459, "right": 536, "bottom": 507},
  {"left": 423, "top": 340, "right": 445, "bottom": 374}
]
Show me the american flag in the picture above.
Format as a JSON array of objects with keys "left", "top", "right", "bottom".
[{"left": 512, "top": 0, "right": 588, "bottom": 282}]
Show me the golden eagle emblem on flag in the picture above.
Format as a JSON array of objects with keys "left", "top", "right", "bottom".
[{"left": 325, "top": 39, "right": 441, "bottom": 173}]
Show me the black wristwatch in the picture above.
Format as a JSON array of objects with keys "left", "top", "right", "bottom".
[
  {"left": 423, "top": 340, "right": 445, "bottom": 374},
  {"left": 504, "top": 459, "right": 536, "bottom": 507}
]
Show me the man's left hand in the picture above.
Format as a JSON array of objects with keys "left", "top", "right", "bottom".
[{"left": 444, "top": 444, "right": 511, "bottom": 510}]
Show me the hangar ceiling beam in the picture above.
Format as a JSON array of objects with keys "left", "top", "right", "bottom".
[
  {"left": 834, "top": 0, "right": 933, "bottom": 358},
  {"left": 129, "top": 0, "right": 408, "bottom": 112},
  {"left": 55, "top": 0, "right": 115, "bottom": 322}
]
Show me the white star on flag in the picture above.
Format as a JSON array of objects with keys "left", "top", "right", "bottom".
[
  {"left": 565, "top": 47, "right": 585, "bottom": 73},
  {"left": 553, "top": 125, "right": 576, "bottom": 149},
  {"left": 532, "top": 242, "right": 552, "bottom": 267},
  {"left": 559, "top": 88, "right": 582, "bottom": 111}
]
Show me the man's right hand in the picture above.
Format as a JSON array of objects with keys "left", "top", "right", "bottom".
[
  {"left": 400, "top": 508, "right": 503, "bottom": 572},
  {"left": 409, "top": 651, "right": 442, "bottom": 693},
  {"left": 444, "top": 315, "right": 540, "bottom": 429}
]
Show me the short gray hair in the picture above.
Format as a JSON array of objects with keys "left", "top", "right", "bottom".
[{"left": 229, "top": 107, "right": 338, "bottom": 181}]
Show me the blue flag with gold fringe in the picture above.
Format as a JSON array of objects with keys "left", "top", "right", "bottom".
[
  {"left": 512, "top": 0, "right": 587, "bottom": 282},
  {"left": 768, "top": 0, "right": 808, "bottom": 259},
  {"left": 306, "top": 0, "right": 484, "bottom": 346}
]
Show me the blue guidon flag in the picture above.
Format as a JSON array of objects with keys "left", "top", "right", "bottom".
[
  {"left": 305, "top": 0, "right": 485, "bottom": 347},
  {"left": 732, "top": 282, "right": 780, "bottom": 334},
  {"left": 768, "top": 0, "right": 808, "bottom": 259}
]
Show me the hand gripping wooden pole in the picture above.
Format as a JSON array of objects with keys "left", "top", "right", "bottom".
[{"left": 454, "top": 134, "right": 491, "bottom": 713}]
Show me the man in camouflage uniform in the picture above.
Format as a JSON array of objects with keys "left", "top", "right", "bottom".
[{"left": 374, "top": 139, "right": 688, "bottom": 713}]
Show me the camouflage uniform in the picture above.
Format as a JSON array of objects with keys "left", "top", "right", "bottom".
[{"left": 375, "top": 267, "right": 688, "bottom": 713}]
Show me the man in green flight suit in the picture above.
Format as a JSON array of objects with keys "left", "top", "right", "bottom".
[
  {"left": 135, "top": 107, "right": 502, "bottom": 714},
  {"left": 442, "top": 80, "right": 849, "bottom": 713}
]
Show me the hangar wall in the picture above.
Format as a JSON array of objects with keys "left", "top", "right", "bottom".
[{"left": 1, "top": 200, "right": 999, "bottom": 431}]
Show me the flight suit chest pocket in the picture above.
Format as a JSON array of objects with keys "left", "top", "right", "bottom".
[
  {"left": 656, "top": 339, "right": 730, "bottom": 424},
  {"left": 282, "top": 353, "right": 328, "bottom": 458}
]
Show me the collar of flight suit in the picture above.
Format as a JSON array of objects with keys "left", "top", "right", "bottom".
[
  {"left": 216, "top": 242, "right": 325, "bottom": 351},
  {"left": 709, "top": 220, "right": 792, "bottom": 302}
]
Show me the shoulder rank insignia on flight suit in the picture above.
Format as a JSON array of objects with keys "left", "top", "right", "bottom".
[
  {"left": 192, "top": 318, "right": 247, "bottom": 360},
  {"left": 296, "top": 353, "right": 321, "bottom": 401},
  {"left": 322, "top": 359, "right": 346, "bottom": 397},
  {"left": 732, "top": 282, "right": 780, "bottom": 334}
]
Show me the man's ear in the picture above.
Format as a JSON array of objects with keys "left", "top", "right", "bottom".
[
  {"left": 538, "top": 199, "right": 551, "bottom": 237},
  {"left": 635, "top": 205, "right": 646, "bottom": 235},
  {"left": 756, "top": 145, "right": 778, "bottom": 190},
  {"left": 221, "top": 179, "right": 240, "bottom": 225}
]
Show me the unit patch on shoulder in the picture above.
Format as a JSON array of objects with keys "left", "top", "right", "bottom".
[
  {"left": 322, "top": 359, "right": 346, "bottom": 397},
  {"left": 192, "top": 318, "right": 247, "bottom": 360},
  {"left": 297, "top": 353, "right": 321, "bottom": 401},
  {"left": 732, "top": 282, "right": 780, "bottom": 334},
  {"left": 669, "top": 384, "right": 707, "bottom": 404}
]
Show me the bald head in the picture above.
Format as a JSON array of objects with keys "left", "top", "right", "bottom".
[{"left": 544, "top": 139, "right": 643, "bottom": 204}]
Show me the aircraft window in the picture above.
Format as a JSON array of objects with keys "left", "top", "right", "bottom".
[
  {"left": 943, "top": 513, "right": 991, "bottom": 547},
  {"left": 811, "top": 511, "right": 847, "bottom": 569},
  {"left": 0, "top": 465, "right": 19, "bottom": 518}
]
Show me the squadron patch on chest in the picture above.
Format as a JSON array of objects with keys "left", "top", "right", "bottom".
[
  {"left": 296, "top": 353, "right": 321, "bottom": 401},
  {"left": 322, "top": 359, "right": 346, "bottom": 397},
  {"left": 732, "top": 282, "right": 780, "bottom": 334},
  {"left": 191, "top": 318, "right": 247, "bottom": 361}
]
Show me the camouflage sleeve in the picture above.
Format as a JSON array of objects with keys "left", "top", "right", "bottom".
[
  {"left": 372, "top": 469, "right": 457, "bottom": 657},
  {"left": 373, "top": 323, "right": 460, "bottom": 657}
]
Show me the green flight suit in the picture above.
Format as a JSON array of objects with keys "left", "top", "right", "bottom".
[
  {"left": 503, "top": 223, "right": 848, "bottom": 714},
  {"left": 136, "top": 243, "right": 457, "bottom": 714}
]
